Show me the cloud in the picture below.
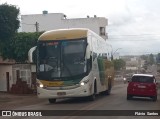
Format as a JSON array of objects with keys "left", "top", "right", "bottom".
[{"left": 107, "top": 0, "right": 160, "bottom": 55}]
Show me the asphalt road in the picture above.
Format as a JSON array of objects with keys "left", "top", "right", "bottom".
[{"left": 1, "top": 81, "right": 159, "bottom": 119}]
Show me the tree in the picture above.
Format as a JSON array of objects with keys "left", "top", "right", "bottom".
[
  {"left": 113, "top": 59, "right": 126, "bottom": 71},
  {"left": 141, "top": 54, "right": 155, "bottom": 66},
  {"left": 140, "top": 55, "right": 148, "bottom": 61},
  {"left": 0, "top": 3, "right": 20, "bottom": 58},
  {"left": 0, "top": 4, "right": 20, "bottom": 41},
  {"left": 7, "top": 32, "right": 42, "bottom": 63},
  {"left": 147, "top": 54, "right": 155, "bottom": 65},
  {"left": 156, "top": 53, "right": 160, "bottom": 64},
  {"left": 0, "top": 32, "right": 43, "bottom": 62}
]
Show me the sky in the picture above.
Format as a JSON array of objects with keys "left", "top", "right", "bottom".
[{"left": 1, "top": 0, "right": 160, "bottom": 56}]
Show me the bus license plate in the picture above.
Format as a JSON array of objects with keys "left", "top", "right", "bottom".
[{"left": 57, "top": 92, "right": 66, "bottom": 96}]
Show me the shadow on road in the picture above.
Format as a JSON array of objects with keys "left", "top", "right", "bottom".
[
  {"left": 46, "top": 93, "right": 111, "bottom": 105},
  {"left": 127, "top": 97, "right": 156, "bottom": 102}
]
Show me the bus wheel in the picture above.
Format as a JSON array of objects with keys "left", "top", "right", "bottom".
[
  {"left": 48, "top": 99, "right": 56, "bottom": 103},
  {"left": 106, "top": 83, "right": 111, "bottom": 95},
  {"left": 88, "top": 93, "right": 96, "bottom": 101},
  {"left": 88, "top": 81, "right": 97, "bottom": 101}
]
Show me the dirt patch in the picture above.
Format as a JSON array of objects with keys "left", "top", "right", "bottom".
[{"left": 0, "top": 93, "right": 46, "bottom": 109}]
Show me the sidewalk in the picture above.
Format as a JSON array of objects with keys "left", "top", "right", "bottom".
[{"left": 0, "top": 92, "right": 45, "bottom": 110}]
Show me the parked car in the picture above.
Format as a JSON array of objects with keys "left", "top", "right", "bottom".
[{"left": 127, "top": 74, "right": 158, "bottom": 101}]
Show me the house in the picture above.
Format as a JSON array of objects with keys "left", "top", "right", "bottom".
[
  {"left": 21, "top": 11, "right": 108, "bottom": 40},
  {"left": 0, "top": 58, "right": 14, "bottom": 92},
  {"left": 0, "top": 57, "right": 35, "bottom": 93}
]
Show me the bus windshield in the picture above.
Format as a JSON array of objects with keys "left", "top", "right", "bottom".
[{"left": 37, "top": 38, "right": 87, "bottom": 80}]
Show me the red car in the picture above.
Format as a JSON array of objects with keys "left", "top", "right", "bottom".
[{"left": 127, "top": 74, "right": 158, "bottom": 101}]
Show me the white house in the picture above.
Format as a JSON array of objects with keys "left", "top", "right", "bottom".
[
  {"left": 21, "top": 11, "right": 108, "bottom": 39},
  {"left": 0, "top": 59, "right": 33, "bottom": 92},
  {"left": 0, "top": 64, "right": 13, "bottom": 92}
]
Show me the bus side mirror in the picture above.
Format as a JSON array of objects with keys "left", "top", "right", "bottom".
[
  {"left": 86, "top": 45, "right": 91, "bottom": 59},
  {"left": 28, "top": 46, "right": 37, "bottom": 63}
]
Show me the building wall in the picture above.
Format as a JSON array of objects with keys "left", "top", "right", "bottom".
[
  {"left": 21, "top": 13, "right": 108, "bottom": 39},
  {"left": 21, "top": 13, "right": 65, "bottom": 32},
  {"left": 31, "top": 64, "right": 36, "bottom": 72},
  {"left": 12, "top": 64, "right": 32, "bottom": 87},
  {"left": 62, "top": 17, "right": 107, "bottom": 39},
  {"left": 0, "top": 65, "right": 13, "bottom": 91},
  {"left": 126, "top": 67, "right": 138, "bottom": 70}
]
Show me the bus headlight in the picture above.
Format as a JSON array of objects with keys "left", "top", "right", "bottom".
[
  {"left": 39, "top": 84, "right": 44, "bottom": 88},
  {"left": 36, "top": 82, "right": 44, "bottom": 88},
  {"left": 80, "top": 79, "right": 89, "bottom": 86},
  {"left": 80, "top": 82, "right": 85, "bottom": 86},
  {"left": 123, "top": 78, "right": 126, "bottom": 81}
]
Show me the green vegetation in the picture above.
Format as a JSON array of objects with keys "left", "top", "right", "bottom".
[
  {"left": 0, "top": 4, "right": 43, "bottom": 63},
  {"left": 1, "top": 32, "right": 42, "bottom": 62},
  {"left": 156, "top": 53, "right": 160, "bottom": 64},
  {"left": 113, "top": 59, "right": 126, "bottom": 71},
  {"left": 14, "top": 32, "right": 42, "bottom": 62},
  {"left": 148, "top": 54, "right": 155, "bottom": 65},
  {"left": 141, "top": 54, "right": 155, "bottom": 66},
  {"left": 0, "top": 3, "right": 19, "bottom": 60},
  {"left": 0, "top": 4, "right": 19, "bottom": 41}
]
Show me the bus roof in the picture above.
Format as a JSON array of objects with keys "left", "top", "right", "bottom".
[{"left": 38, "top": 28, "right": 88, "bottom": 41}]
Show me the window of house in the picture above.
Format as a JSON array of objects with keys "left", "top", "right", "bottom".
[
  {"left": 20, "top": 70, "right": 31, "bottom": 85},
  {"left": 100, "top": 27, "right": 106, "bottom": 36}
]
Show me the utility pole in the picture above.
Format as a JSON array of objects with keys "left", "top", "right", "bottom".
[
  {"left": 35, "top": 22, "right": 39, "bottom": 32},
  {"left": 111, "top": 48, "right": 122, "bottom": 60}
]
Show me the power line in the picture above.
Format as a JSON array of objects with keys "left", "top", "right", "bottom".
[
  {"left": 108, "top": 34, "right": 160, "bottom": 41},
  {"left": 109, "top": 39, "right": 160, "bottom": 41},
  {"left": 120, "top": 51, "right": 160, "bottom": 53},
  {"left": 118, "top": 52, "right": 160, "bottom": 56},
  {"left": 108, "top": 34, "right": 160, "bottom": 36},
  {"left": 108, "top": 37, "right": 160, "bottom": 41},
  {"left": 21, "top": 22, "right": 35, "bottom": 25}
]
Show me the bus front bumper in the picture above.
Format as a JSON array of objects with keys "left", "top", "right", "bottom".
[{"left": 37, "top": 84, "right": 92, "bottom": 99}]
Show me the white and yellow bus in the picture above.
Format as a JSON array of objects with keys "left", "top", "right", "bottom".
[{"left": 28, "top": 28, "right": 114, "bottom": 103}]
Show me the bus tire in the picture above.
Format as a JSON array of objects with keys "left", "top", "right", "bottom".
[
  {"left": 88, "top": 81, "right": 97, "bottom": 101},
  {"left": 48, "top": 98, "right": 56, "bottom": 103},
  {"left": 106, "top": 82, "right": 111, "bottom": 95},
  {"left": 88, "top": 93, "right": 96, "bottom": 101}
]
